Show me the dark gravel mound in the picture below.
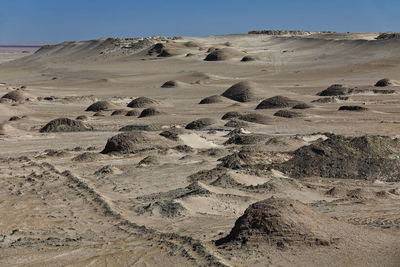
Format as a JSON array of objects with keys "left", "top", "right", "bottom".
[
  {"left": 225, "top": 134, "right": 269, "bottom": 145},
  {"left": 161, "top": 80, "right": 181, "bottom": 88},
  {"left": 86, "top": 101, "right": 113, "bottom": 112},
  {"left": 138, "top": 108, "right": 162, "bottom": 118},
  {"left": 224, "top": 119, "right": 249, "bottom": 128},
  {"left": 238, "top": 113, "right": 270, "bottom": 125},
  {"left": 222, "top": 81, "right": 259, "bottom": 102},
  {"left": 216, "top": 197, "right": 335, "bottom": 247},
  {"left": 119, "top": 124, "right": 161, "bottom": 131},
  {"left": 221, "top": 111, "right": 242, "bottom": 120},
  {"left": 292, "top": 103, "right": 312, "bottom": 109},
  {"left": 241, "top": 55, "right": 258, "bottom": 62},
  {"left": 376, "top": 33, "right": 400, "bottom": 40},
  {"left": 125, "top": 110, "right": 140, "bottom": 117},
  {"left": 338, "top": 105, "right": 368, "bottom": 111},
  {"left": 374, "top": 78, "right": 392, "bottom": 87},
  {"left": 101, "top": 131, "right": 172, "bottom": 154},
  {"left": 1, "top": 90, "right": 27, "bottom": 102},
  {"left": 147, "top": 43, "right": 181, "bottom": 57},
  {"left": 40, "top": 118, "right": 93, "bottom": 133},
  {"left": 127, "top": 97, "right": 158, "bottom": 108},
  {"left": 111, "top": 109, "right": 128, "bottom": 116},
  {"left": 185, "top": 118, "right": 216, "bottom": 130},
  {"left": 199, "top": 95, "right": 225, "bottom": 104},
  {"left": 277, "top": 135, "right": 400, "bottom": 181},
  {"left": 204, "top": 48, "right": 244, "bottom": 61},
  {"left": 256, "top": 96, "right": 300, "bottom": 109},
  {"left": 317, "top": 84, "right": 353, "bottom": 96},
  {"left": 273, "top": 110, "right": 303, "bottom": 118},
  {"left": 160, "top": 130, "right": 180, "bottom": 141}
]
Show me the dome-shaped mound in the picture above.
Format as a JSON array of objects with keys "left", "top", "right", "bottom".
[
  {"left": 101, "top": 131, "right": 175, "bottom": 154},
  {"left": 204, "top": 48, "right": 244, "bottom": 61},
  {"left": 40, "top": 118, "right": 93, "bottom": 133},
  {"left": 138, "top": 108, "right": 162, "bottom": 118},
  {"left": 292, "top": 103, "right": 312, "bottom": 109},
  {"left": 221, "top": 81, "right": 260, "bottom": 102},
  {"left": 274, "top": 110, "right": 304, "bottom": 118},
  {"left": 86, "top": 101, "right": 114, "bottom": 112},
  {"left": 241, "top": 55, "right": 258, "bottom": 62},
  {"left": 111, "top": 109, "right": 128, "bottom": 116},
  {"left": 221, "top": 111, "right": 242, "bottom": 120},
  {"left": 161, "top": 80, "right": 184, "bottom": 88},
  {"left": 199, "top": 95, "right": 226, "bottom": 104},
  {"left": 216, "top": 197, "right": 335, "bottom": 247},
  {"left": 185, "top": 118, "right": 217, "bottom": 130},
  {"left": 374, "top": 78, "right": 392, "bottom": 87},
  {"left": 1, "top": 90, "right": 28, "bottom": 102},
  {"left": 127, "top": 97, "right": 158, "bottom": 108},
  {"left": 338, "top": 105, "right": 368, "bottom": 111},
  {"left": 238, "top": 113, "right": 270, "bottom": 125},
  {"left": 317, "top": 84, "right": 353, "bottom": 96},
  {"left": 256, "top": 96, "right": 300, "bottom": 109},
  {"left": 147, "top": 43, "right": 182, "bottom": 57},
  {"left": 125, "top": 110, "right": 140, "bottom": 117}
]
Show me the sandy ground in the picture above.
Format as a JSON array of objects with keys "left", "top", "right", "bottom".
[{"left": 0, "top": 32, "right": 400, "bottom": 266}]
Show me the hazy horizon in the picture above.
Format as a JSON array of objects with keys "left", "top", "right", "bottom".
[{"left": 1, "top": 0, "right": 400, "bottom": 43}]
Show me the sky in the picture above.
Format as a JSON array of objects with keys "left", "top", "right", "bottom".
[{"left": 0, "top": 0, "right": 399, "bottom": 43}]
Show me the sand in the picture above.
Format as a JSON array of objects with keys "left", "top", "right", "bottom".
[{"left": 0, "top": 32, "right": 400, "bottom": 266}]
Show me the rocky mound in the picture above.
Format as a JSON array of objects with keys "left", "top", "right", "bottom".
[
  {"left": 185, "top": 118, "right": 216, "bottom": 130},
  {"left": 221, "top": 111, "right": 242, "bottom": 120},
  {"left": 101, "top": 131, "right": 174, "bottom": 154},
  {"left": 147, "top": 43, "right": 182, "bottom": 57},
  {"left": 376, "top": 33, "right": 400, "bottom": 40},
  {"left": 199, "top": 95, "right": 226, "bottom": 104},
  {"left": 222, "top": 81, "right": 260, "bottom": 102},
  {"left": 119, "top": 124, "right": 161, "bottom": 131},
  {"left": 274, "top": 110, "right": 304, "bottom": 118},
  {"left": 277, "top": 135, "right": 400, "bottom": 181},
  {"left": 338, "top": 105, "right": 368, "bottom": 111},
  {"left": 138, "top": 108, "right": 162, "bottom": 118},
  {"left": 160, "top": 130, "right": 180, "bottom": 141},
  {"left": 93, "top": 111, "right": 105, "bottom": 117},
  {"left": 241, "top": 55, "right": 258, "bottom": 62},
  {"left": 161, "top": 80, "right": 183, "bottom": 88},
  {"left": 317, "top": 84, "right": 353, "bottom": 96},
  {"left": 85, "top": 101, "right": 114, "bottom": 112},
  {"left": 374, "top": 78, "right": 392, "bottom": 87},
  {"left": 204, "top": 48, "right": 244, "bottom": 61},
  {"left": 40, "top": 118, "right": 93, "bottom": 133},
  {"left": 127, "top": 97, "right": 158, "bottom": 108},
  {"left": 224, "top": 119, "right": 249, "bottom": 128},
  {"left": 238, "top": 113, "right": 270, "bottom": 125},
  {"left": 111, "top": 109, "right": 128, "bottom": 116},
  {"left": 1, "top": 90, "right": 27, "bottom": 102},
  {"left": 256, "top": 96, "right": 300, "bottom": 109},
  {"left": 72, "top": 152, "right": 102, "bottom": 162},
  {"left": 125, "top": 110, "right": 140, "bottom": 116},
  {"left": 216, "top": 197, "right": 335, "bottom": 247},
  {"left": 292, "top": 103, "right": 312, "bottom": 109}
]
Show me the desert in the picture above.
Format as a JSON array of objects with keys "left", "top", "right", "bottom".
[{"left": 0, "top": 30, "right": 400, "bottom": 266}]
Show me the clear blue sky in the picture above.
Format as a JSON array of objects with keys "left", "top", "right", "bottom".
[{"left": 0, "top": 0, "right": 399, "bottom": 43}]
